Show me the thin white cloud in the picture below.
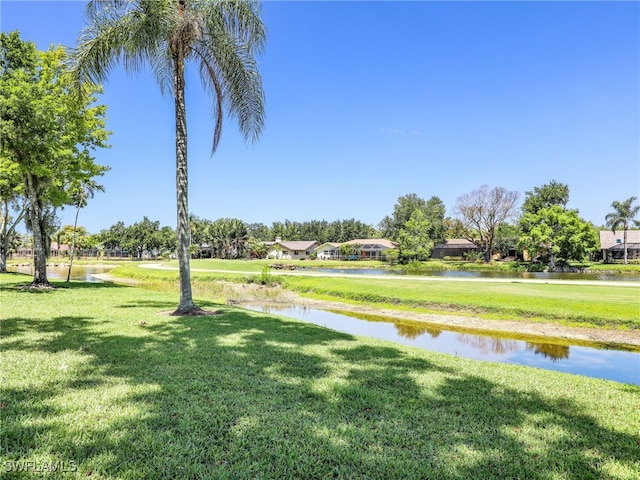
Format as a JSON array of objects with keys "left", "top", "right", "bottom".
[
  {"left": 379, "top": 127, "right": 421, "bottom": 136},
  {"left": 380, "top": 127, "right": 405, "bottom": 135}
]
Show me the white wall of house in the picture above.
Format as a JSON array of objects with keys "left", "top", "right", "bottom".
[
  {"left": 315, "top": 243, "right": 340, "bottom": 260},
  {"left": 267, "top": 242, "right": 318, "bottom": 260}
]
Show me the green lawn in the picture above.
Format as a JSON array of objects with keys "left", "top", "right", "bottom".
[
  {"left": 109, "top": 262, "right": 640, "bottom": 330},
  {"left": 1, "top": 273, "right": 639, "bottom": 479},
  {"left": 283, "top": 276, "right": 640, "bottom": 329}
]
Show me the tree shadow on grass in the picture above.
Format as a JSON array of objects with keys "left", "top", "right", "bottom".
[
  {"left": 0, "top": 316, "right": 95, "bottom": 352},
  {"left": 7, "top": 279, "right": 133, "bottom": 293},
  {"left": 2, "top": 302, "right": 639, "bottom": 479}
]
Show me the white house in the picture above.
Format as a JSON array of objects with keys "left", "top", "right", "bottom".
[
  {"left": 315, "top": 239, "right": 398, "bottom": 260},
  {"left": 315, "top": 242, "right": 341, "bottom": 260},
  {"left": 265, "top": 237, "right": 319, "bottom": 260}
]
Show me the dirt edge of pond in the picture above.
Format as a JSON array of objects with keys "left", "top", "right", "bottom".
[{"left": 294, "top": 297, "right": 640, "bottom": 348}]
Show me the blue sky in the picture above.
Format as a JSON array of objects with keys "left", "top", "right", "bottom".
[{"left": 2, "top": 1, "right": 639, "bottom": 234}]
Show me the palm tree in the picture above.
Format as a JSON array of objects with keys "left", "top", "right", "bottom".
[
  {"left": 71, "top": 0, "right": 265, "bottom": 314},
  {"left": 66, "top": 179, "right": 104, "bottom": 282},
  {"left": 605, "top": 196, "right": 640, "bottom": 264}
]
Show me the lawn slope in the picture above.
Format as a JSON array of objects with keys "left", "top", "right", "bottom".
[{"left": 1, "top": 274, "right": 638, "bottom": 479}]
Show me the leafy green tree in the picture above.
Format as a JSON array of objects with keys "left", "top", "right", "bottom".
[
  {"left": 157, "top": 226, "right": 177, "bottom": 255},
  {"left": 56, "top": 225, "right": 91, "bottom": 250},
  {"left": 518, "top": 206, "right": 598, "bottom": 268},
  {"left": 85, "top": 233, "right": 103, "bottom": 251},
  {"left": 522, "top": 180, "right": 569, "bottom": 215},
  {"left": 1, "top": 32, "right": 109, "bottom": 286},
  {"left": 247, "top": 222, "right": 270, "bottom": 242},
  {"left": 72, "top": 0, "right": 265, "bottom": 314},
  {"left": 443, "top": 217, "right": 472, "bottom": 240},
  {"left": 332, "top": 218, "right": 376, "bottom": 243},
  {"left": 605, "top": 196, "right": 640, "bottom": 264},
  {"left": 379, "top": 194, "right": 445, "bottom": 244},
  {"left": 0, "top": 157, "right": 25, "bottom": 272},
  {"left": 494, "top": 223, "right": 522, "bottom": 259},
  {"left": 271, "top": 220, "right": 301, "bottom": 242},
  {"left": 339, "top": 242, "right": 362, "bottom": 260},
  {"left": 206, "top": 218, "right": 248, "bottom": 259},
  {"left": 98, "top": 221, "right": 127, "bottom": 251},
  {"left": 455, "top": 185, "right": 520, "bottom": 262},
  {"left": 299, "top": 219, "right": 330, "bottom": 244},
  {"left": 248, "top": 237, "right": 269, "bottom": 259},
  {"left": 189, "top": 214, "right": 212, "bottom": 257},
  {"left": 122, "top": 217, "right": 163, "bottom": 259},
  {"left": 397, "top": 209, "right": 434, "bottom": 262}
]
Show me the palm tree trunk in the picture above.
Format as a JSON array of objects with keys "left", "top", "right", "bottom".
[
  {"left": 173, "top": 45, "right": 196, "bottom": 314},
  {"left": 623, "top": 228, "right": 628, "bottom": 265},
  {"left": 67, "top": 205, "right": 81, "bottom": 282},
  {"left": 25, "top": 173, "right": 49, "bottom": 286}
]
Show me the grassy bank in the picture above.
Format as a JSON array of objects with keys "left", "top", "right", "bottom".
[
  {"left": 1, "top": 273, "right": 638, "bottom": 479},
  {"left": 108, "top": 262, "right": 640, "bottom": 330},
  {"left": 282, "top": 276, "right": 640, "bottom": 330}
]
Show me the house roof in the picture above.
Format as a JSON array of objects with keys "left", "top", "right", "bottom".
[
  {"left": 599, "top": 230, "right": 640, "bottom": 250},
  {"left": 342, "top": 238, "right": 398, "bottom": 249},
  {"left": 275, "top": 240, "right": 319, "bottom": 251},
  {"left": 315, "top": 242, "right": 341, "bottom": 249},
  {"left": 434, "top": 239, "right": 479, "bottom": 249}
]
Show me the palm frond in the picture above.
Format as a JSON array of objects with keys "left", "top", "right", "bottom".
[
  {"left": 71, "top": 0, "right": 173, "bottom": 90},
  {"left": 74, "top": 0, "right": 266, "bottom": 152},
  {"left": 194, "top": 51, "right": 225, "bottom": 153},
  {"left": 86, "top": 0, "right": 131, "bottom": 19},
  {"left": 210, "top": 0, "right": 266, "bottom": 55}
]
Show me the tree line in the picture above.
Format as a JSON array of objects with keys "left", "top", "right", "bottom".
[{"left": 13, "top": 181, "right": 635, "bottom": 268}]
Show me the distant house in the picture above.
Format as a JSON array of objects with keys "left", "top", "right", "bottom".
[
  {"left": 50, "top": 242, "right": 71, "bottom": 257},
  {"left": 599, "top": 230, "right": 640, "bottom": 261},
  {"left": 315, "top": 242, "right": 341, "bottom": 260},
  {"left": 266, "top": 237, "right": 319, "bottom": 260},
  {"left": 342, "top": 239, "right": 398, "bottom": 260},
  {"left": 431, "top": 239, "right": 480, "bottom": 259}
]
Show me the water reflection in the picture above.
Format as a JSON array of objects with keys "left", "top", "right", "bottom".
[
  {"left": 526, "top": 343, "right": 570, "bottom": 361},
  {"left": 7, "top": 264, "right": 114, "bottom": 282},
  {"left": 392, "top": 322, "right": 571, "bottom": 360},
  {"left": 243, "top": 304, "right": 640, "bottom": 385},
  {"left": 456, "top": 334, "right": 520, "bottom": 356},
  {"left": 299, "top": 267, "right": 640, "bottom": 282},
  {"left": 395, "top": 323, "right": 442, "bottom": 339}
]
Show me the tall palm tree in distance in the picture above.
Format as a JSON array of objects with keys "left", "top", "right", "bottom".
[
  {"left": 605, "top": 196, "right": 640, "bottom": 264},
  {"left": 71, "top": 0, "right": 266, "bottom": 314},
  {"left": 66, "top": 179, "right": 104, "bottom": 282}
]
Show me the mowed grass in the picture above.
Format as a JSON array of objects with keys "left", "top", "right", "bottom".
[
  {"left": 111, "top": 262, "right": 640, "bottom": 330},
  {"left": 283, "top": 276, "right": 640, "bottom": 329},
  {"left": 2, "top": 273, "right": 639, "bottom": 479}
]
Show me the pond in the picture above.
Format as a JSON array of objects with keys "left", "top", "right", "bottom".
[
  {"left": 7, "top": 264, "right": 115, "bottom": 282},
  {"left": 298, "top": 267, "right": 640, "bottom": 282},
  {"left": 244, "top": 304, "right": 640, "bottom": 386}
]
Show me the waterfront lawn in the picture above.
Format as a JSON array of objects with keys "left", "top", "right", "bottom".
[
  {"left": 1, "top": 274, "right": 639, "bottom": 479},
  {"left": 109, "top": 263, "right": 640, "bottom": 330},
  {"left": 284, "top": 276, "right": 640, "bottom": 330}
]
